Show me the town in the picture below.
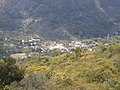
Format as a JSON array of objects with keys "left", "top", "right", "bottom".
[
  {"left": 0, "top": 31, "right": 99, "bottom": 59},
  {"left": 1, "top": 30, "right": 120, "bottom": 59},
  {"left": 10, "top": 37, "right": 98, "bottom": 59}
]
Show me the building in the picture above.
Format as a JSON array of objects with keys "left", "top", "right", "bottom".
[{"left": 10, "top": 53, "right": 27, "bottom": 59}]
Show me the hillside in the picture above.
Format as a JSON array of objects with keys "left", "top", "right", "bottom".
[
  {"left": 0, "top": 0, "right": 120, "bottom": 39},
  {"left": 0, "top": 44, "right": 120, "bottom": 90}
]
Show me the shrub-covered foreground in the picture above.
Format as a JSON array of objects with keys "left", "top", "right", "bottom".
[
  {"left": 1, "top": 45, "right": 120, "bottom": 90},
  {"left": 0, "top": 57, "right": 24, "bottom": 89}
]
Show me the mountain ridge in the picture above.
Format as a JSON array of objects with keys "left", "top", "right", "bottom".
[{"left": 0, "top": 0, "right": 120, "bottom": 40}]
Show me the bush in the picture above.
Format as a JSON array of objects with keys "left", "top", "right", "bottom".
[{"left": 0, "top": 57, "right": 24, "bottom": 88}]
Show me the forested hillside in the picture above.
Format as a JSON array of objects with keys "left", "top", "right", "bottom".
[{"left": 0, "top": 0, "right": 120, "bottom": 39}]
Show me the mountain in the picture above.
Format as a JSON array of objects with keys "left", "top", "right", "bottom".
[{"left": 0, "top": 0, "right": 120, "bottom": 40}]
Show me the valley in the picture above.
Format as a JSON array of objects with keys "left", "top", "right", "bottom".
[{"left": 0, "top": 0, "right": 120, "bottom": 90}]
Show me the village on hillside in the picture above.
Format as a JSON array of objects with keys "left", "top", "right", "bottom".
[
  {"left": 1, "top": 31, "right": 120, "bottom": 59},
  {"left": 10, "top": 38, "right": 98, "bottom": 59}
]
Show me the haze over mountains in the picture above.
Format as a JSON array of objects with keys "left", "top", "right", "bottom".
[{"left": 0, "top": 0, "right": 120, "bottom": 40}]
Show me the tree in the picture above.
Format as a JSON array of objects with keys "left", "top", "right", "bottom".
[{"left": 0, "top": 57, "right": 24, "bottom": 88}]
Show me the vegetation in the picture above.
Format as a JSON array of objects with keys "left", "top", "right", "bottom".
[
  {"left": 1, "top": 1, "right": 120, "bottom": 89},
  {"left": 1, "top": 0, "right": 120, "bottom": 40},
  {"left": 0, "top": 57, "right": 24, "bottom": 89},
  {"left": 0, "top": 45, "right": 118, "bottom": 90}
]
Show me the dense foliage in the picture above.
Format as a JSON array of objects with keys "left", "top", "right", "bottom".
[
  {"left": 3, "top": 45, "right": 119, "bottom": 90},
  {"left": 0, "top": 57, "right": 24, "bottom": 89}
]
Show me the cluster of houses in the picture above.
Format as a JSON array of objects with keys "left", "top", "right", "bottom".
[{"left": 10, "top": 38, "right": 98, "bottom": 59}]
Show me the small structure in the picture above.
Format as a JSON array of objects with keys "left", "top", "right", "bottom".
[
  {"left": 49, "top": 44, "right": 69, "bottom": 52},
  {"left": 10, "top": 53, "right": 27, "bottom": 59},
  {"left": 28, "top": 52, "right": 39, "bottom": 57}
]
